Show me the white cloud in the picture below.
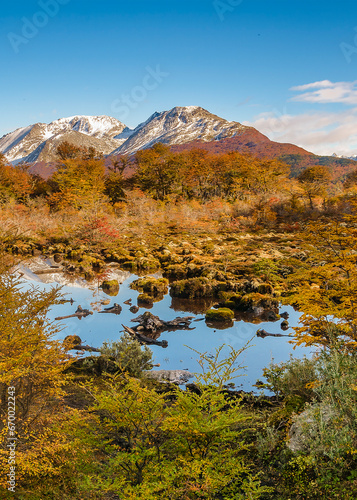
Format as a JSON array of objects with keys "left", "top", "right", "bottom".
[
  {"left": 291, "top": 80, "right": 335, "bottom": 91},
  {"left": 290, "top": 80, "right": 357, "bottom": 105},
  {"left": 242, "top": 80, "right": 357, "bottom": 156},
  {"left": 243, "top": 107, "right": 357, "bottom": 156}
]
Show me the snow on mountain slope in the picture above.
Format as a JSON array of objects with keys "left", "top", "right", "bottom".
[
  {"left": 0, "top": 116, "right": 129, "bottom": 163},
  {"left": 0, "top": 107, "right": 254, "bottom": 164},
  {"left": 111, "top": 106, "right": 251, "bottom": 155}
]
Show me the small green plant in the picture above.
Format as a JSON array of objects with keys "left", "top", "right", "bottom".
[
  {"left": 190, "top": 342, "right": 250, "bottom": 389},
  {"left": 292, "top": 345, "right": 357, "bottom": 461}
]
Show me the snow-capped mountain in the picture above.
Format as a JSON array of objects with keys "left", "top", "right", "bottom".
[
  {"left": 111, "top": 106, "right": 251, "bottom": 155},
  {"left": 0, "top": 107, "right": 255, "bottom": 163},
  {"left": 0, "top": 115, "right": 129, "bottom": 164},
  {"left": 332, "top": 153, "right": 357, "bottom": 161}
]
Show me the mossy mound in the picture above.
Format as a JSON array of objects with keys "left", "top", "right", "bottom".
[
  {"left": 137, "top": 293, "right": 156, "bottom": 307},
  {"left": 164, "top": 264, "right": 187, "bottom": 280},
  {"left": 170, "top": 277, "right": 233, "bottom": 299},
  {"left": 217, "top": 291, "right": 279, "bottom": 316},
  {"left": 130, "top": 277, "right": 169, "bottom": 296},
  {"left": 220, "top": 300, "right": 236, "bottom": 310},
  {"left": 136, "top": 256, "right": 161, "bottom": 270},
  {"left": 78, "top": 255, "right": 105, "bottom": 271},
  {"left": 238, "top": 292, "right": 278, "bottom": 311},
  {"left": 137, "top": 293, "right": 153, "bottom": 304},
  {"left": 218, "top": 292, "right": 243, "bottom": 310},
  {"left": 66, "top": 356, "right": 120, "bottom": 376},
  {"left": 256, "top": 283, "right": 274, "bottom": 294},
  {"left": 100, "top": 279, "right": 120, "bottom": 296},
  {"left": 7, "top": 241, "right": 35, "bottom": 255},
  {"left": 205, "top": 308, "right": 235, "bottom": 322},
  {"left": 122, "top": 256, "right": 160, "bottom": 271}
]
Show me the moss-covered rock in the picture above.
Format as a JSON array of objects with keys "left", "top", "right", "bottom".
[
  {"left": 236, "top": 293, "right": 278, "bottom": 312},
  {"left": 281, "top": 319, "right": 289, "bottom": 331},
  {"left": 205, "top": 308, "right": 235, "bottom": 322},
  {"left": 130, "top": 277, "right": 169, "bottom": 296},
  {"left": 164, "top": 264, "right": 187, "bottom": 280},
  {"left": 257, "top": 283, "right": 274, "bottom": 294},
  {"left": 100, "top": 279, "right": 119, "bottom": 296},
  {"left": 137, "top": 293, "right": 154, "bottom": 304},
  {"left": 170, "top": 277, "right": 233, "bottom": 299}
]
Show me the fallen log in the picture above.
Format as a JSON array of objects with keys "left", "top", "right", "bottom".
[
  {"left": 75, "top": 344, "right": 101, "bottom": 352},
  {"left": 122, "top": 325, "right": 168, "bottom": 348},
  {"left": 33, "top": 267, "right": 63, "bottom": 275},
  {"left": 58, "top": 298, "right": 75, "bottom": 305},
  {"left": 55, "top": 305, "right": 93, "bottom": 321},
  {"left": 98, "top": 303, "right": 122, "bottom": 315},
  {"left": 131, "top": 311, "right": 195, "bottom": 333},
  {"left": 256, "top": 329, "right": 291, "bottom": 338}
]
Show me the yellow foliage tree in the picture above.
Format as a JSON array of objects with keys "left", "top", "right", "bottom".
[
  {"left": 285, "top": 197, "right": 357, "bottom": 348},
  {"left": 0, "top": 263, "right": 76, "bottom": 495}
]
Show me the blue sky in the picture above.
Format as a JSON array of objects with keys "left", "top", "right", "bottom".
[{"left": 1, "top": 0, "right": 357, "bottom": 155}]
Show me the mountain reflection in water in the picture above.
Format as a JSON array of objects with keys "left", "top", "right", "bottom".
[{"left": 19, "top": 260, "right": 313, "bottom": 392}]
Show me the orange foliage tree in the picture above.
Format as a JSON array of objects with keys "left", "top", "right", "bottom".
[
  {"left": 0, "top": 154, "right": 33, "bottom": 202},
  {"left": 49, "top": 143, "right": 107, "bottom": 211}
]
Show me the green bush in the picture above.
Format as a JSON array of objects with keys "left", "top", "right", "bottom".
[
  {"left": 67, "top": 345, "right": 271, "bottom": 499},
  {"left": 261, "top": 354, "right": 317, "bottom": 402},
  {"left": 291, "top": 346, "right": 357, "bottom": 461},
  {"left": 100, "top": 332, "right": 153, "bottom": 377}
]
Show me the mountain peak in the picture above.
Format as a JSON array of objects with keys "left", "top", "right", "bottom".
[
  {"left": 111, "top": 105, "right": 247, "bottom": 155},
  {"left": 0, "top": 115, "right": 128, "bottom": 163},
  {"left": 0, "top": 106, "right": 250, "bottom": 163}
]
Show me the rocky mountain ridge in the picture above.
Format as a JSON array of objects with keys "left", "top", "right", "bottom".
[
  {"left": 0, "top": 107, "right": 254, "bottom": 163},
  {"left": 2, "top": 107, "right": 357, "bottom": 181},
  {"left": 0, "top": 115, "right": 128, "bottom": 164}
]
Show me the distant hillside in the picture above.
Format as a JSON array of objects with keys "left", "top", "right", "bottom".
[{"left": 171, "top": 134, "right": 357, "bottom": 180}]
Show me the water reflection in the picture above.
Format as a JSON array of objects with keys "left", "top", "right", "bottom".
[{"left": 19, "top": 262, "right": 313, "bottom": 392}]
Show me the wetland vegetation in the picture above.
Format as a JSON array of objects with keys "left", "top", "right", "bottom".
[{"left": 1, "top": 143, "right": 357, "bottom": 498}]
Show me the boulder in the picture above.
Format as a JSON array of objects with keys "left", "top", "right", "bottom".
[
  {"left": 288, "top": 404, "right": 336, "bottom": 453},
  {"left": 145, "top": 370, "right": 194, "bottom": 385},
  {"left": 205, "top": 308, "right": 235, "bottom": 322}
]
